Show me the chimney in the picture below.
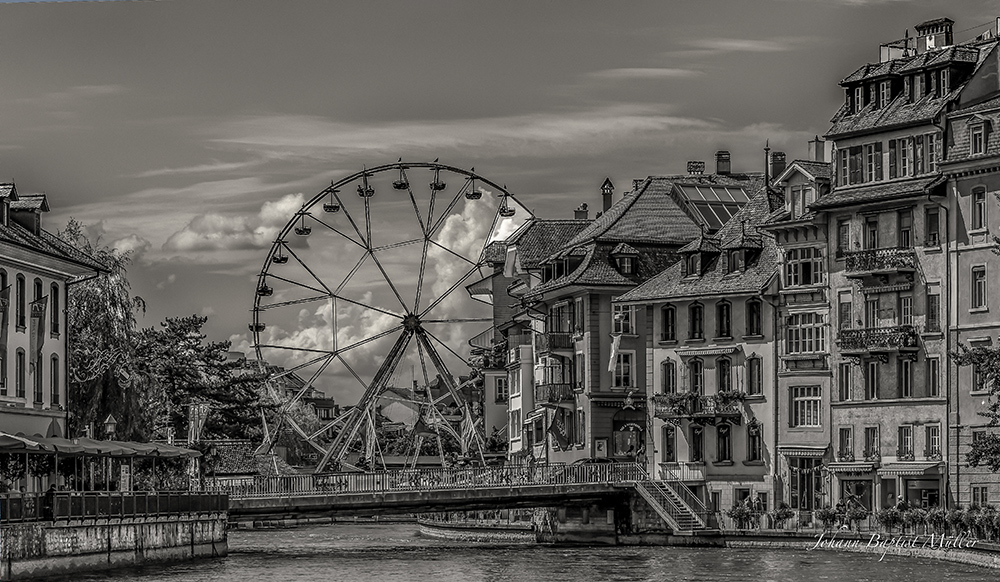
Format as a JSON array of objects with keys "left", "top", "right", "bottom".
[
  {"left": 574, "top": 203, "right": 589, "bottom": 220},
  {"left": 600, "top": 178, "right": 614, "bottom": 212},
  {"left": 770, "top": 152, "right": 786, "bottom": 181},
  {"left": 686, "top": 161, "right": 705, "bottom": 175},
  {"left": 715, "top": 151, "right": 731, "bottom": 175},
  {"left": 914, "top": 18, "right": 954, "bottom": 54},
  {"left": 807, "top": 136, "right": 827, "bottom": 162}
]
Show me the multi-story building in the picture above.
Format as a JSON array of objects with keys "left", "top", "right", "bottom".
[
  {"left": 799, "top": 17, "right": 1000, "bottom": 511},
  {"left": 0, "top": 184, "right": 104, "bottom": 439},
  {"left": 522, "top": 158, "right": 762, "bottom": 467},
  {"left": 614, "top": 183, "right": 782, "bottom": 512}
]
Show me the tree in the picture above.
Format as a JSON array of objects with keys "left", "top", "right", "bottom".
[
  {"left": 135, "top": 315, "right": 264, "bottom": 441},
  {"left": 952, "top": 343, "right": 1000, "bottom": 471},
  {"left": 61, "top": 219, "right": 150, "bottom": 440}
]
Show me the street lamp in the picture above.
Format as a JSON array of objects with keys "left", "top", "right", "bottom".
[{"left": 103, "top": 414, "right": 118, "bottom": 440}]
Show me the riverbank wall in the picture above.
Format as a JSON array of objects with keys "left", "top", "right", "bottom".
[{"left": 0, "top": 514, "right": 228, "bottom": 581}]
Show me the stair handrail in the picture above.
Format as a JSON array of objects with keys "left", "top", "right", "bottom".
[
  {"left": 658, "top": 464, "right": 709, "bottom": 514},
  {"left": 632, "top": 480, "right": 684, "bottom": 531}
]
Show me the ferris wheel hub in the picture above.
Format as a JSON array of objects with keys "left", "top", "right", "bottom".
[{"left": 402, "top": 313, "right": 423, "bottom": 332}]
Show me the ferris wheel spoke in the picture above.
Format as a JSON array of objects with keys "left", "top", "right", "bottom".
[
  {"left": 308, "top": 216, "right": 366, "bottom": 250},
  {"left": 371, "top": 238, "right": 423, "bottom": 253},
  {"left": 309, "top": 408, "right": 354, "bottom": 442},
  {"left": 419, "top": 260, "right": 486, "bottom": 318},
  {"left": 415, "top": 340, "right": 432, "bottom": 387},
  {"left": 368, "top": 251, "right": 410, "bottom": 313},
  {"left": 264, "top": 272, "right": 327, "bottom": 296},
  {"left": 332, "top": 188, "right": 369, "bottom": 249},
  {"left": 256, "top": 344, "right": 334, "bottom": 355},
  {"left": 427, "top": 176, "right": 473, "bottom": 238},
  {"left": 266, "top": 354, "right": 331, "bottom": 381},
  {"left": 422, "top": 328, "right": 472, "bottom": 367},
  {"left": 422, "top": 317, "right": 494, "bottom": 324},
  {"left": 335, "top": 253, "right": 369, "bottom": 296},
  {"left": 405, "top": 185, "right": 427, "bottom": 236},
  {"left": 280, "top": 245, "right": 333, "bottom": 295},
  {"left": 336, "top": 353, "right": 370, "bottom": 391},
  {"left": 333, "top": 324, "right": 406, "bottom": 358},
  {"left": 413, "top": 237, "right": 431, "bottom": 314},
  {"left": 428, "top": 239, "right": 479, "bottom": 267},
  {"left": 256, "top": 293, "right": 331, "bottom": 312}
]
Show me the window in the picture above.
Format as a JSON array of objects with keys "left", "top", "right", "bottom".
[
  {"left": 746, "top": 357, "right": 762, "bottom": 396},
  {"left": 973, "top": 363, "right": 987, "bottom": 393},
  {"left": 854, "top": 86, "right": 864, "bottom": 113},
  {"left": 927, "top": 357, "right": 940, "bottom": 397},
  {"left": 973, "top": 486, "right": 989, "bottom": 507},
  {"left": 717, "top": 357, "right": 732, "bottom": 392},
  {"left": 927, "top": 133, "right": 938, "bottom": 172},
  {"left": 939, "top": 69, "right": 949, "bottom": 95},
  {"left": 509, "top": 409, "right": 521, "bottom": 439},
  {"left": 613, "top": 353, "right": 633, "bottom": 388},
  {"left": 791, "top": 185, "right": 815, "bottom": 218},
  {"left": 574, "top": 297, "right": 584, "bottom": 335},
  {"left": 690, "top": 426, "right": 704, "bottom": 462},
  {"left": 689, "top": 359, "right": 704, "bottom": 395},
  {"left": 533, "top": 418, "right": 544, "bottom": 444},
  {"left": 914, "top": 135, "right": 925, "bottom": 175},
  {"left": 899, "top": 295, "right": 913, "bottom": 326},
  {"left": 685, "top": 254, "right": 699, "bottom": 277},
  {"left": 898, "top": 211, "right": 912, "bottom": 247},
  {"left": 865, "top": 361, "right": 879, "bottom": 400},
  {"left": 971, "top": 124, "right": 986, "bottom": 156},
  {"left": 716, "top": 302, "right": 731, "bottom": 338},
  {"left": 495, "top": 377, "right": 509, "bottom": 403},
  {"left": 33, "top": 357, "right": 42, "bottom": 403},
  {"left": 897, "top": 425, "right": 914, "bottom": 458},
  {"left": 0, "top": 351, "right": 5, "bottom": 396},
  {"left": 972, "top": 266, "right": 987, "bottom": 309},
  {"left": 864, "top": 426, "right": 880, "bottom": 459},
  {"left": 15, "top": 348, "right": 24, "bottom": 398},
  {"left": 879, "top": 80, "right": 891, "bottom": 108},
  {"left": 925, "top": 424, "right": 941, "bottom": 458},
  {"left": 784, "top": 313, "right": 826, "bottom": 354},
  {"left": 613, "top": 304, "right": 633, "bottom": 334},
  {"left": 617, "top": 256, "right": 635, "bottom": 275},
  {"left": 889, "top": 138, "right": 911, "bottom": 178},
  {"left": 716, "top": 424, "right": 732, "bottom": 462},
  {"left": 864, "top": 142, "right": 882, "bottom": 182},
  {"left": 661, "top": 426, "right": 676, "bottom": 462},
  {"left": 838, "top": 427, "right": 854, "bottom": 459},
  {"left": 49, "top": 283, "right": 59, "bottom": 336},
  {"left": 15, "top": 275, "right": 24, "bottom": 329},
  {"left": 865, "top": 217, "right": 879, "bottom": 249},
  {"left": 925, "top": 207, "right": 940, "bottom": 246},
  {"left": 661, "top": 360, "right": 676, "bottom": 394},
  {"left": 576, "top": 409, "right": 585, "bottom": 445},
  {"left": 661, "top": 305, "right": 676, "bottom": 341},
  {"left": 785, "top": 247, "right": 824, "bottom": 286},
  {"left": 973, "top": 188, "right": 987, "bottom": 230},
  {"left": 791, "top": 386, "right": 821, "bottom": 427},
  {"left": 689, "top": 303, "right": 704, "bottom": 339},
  {"left": 746, "top": 299, "right": 762, "bottom": 336},
  {"left": 927, "top": 291, "right": 941, "bottom": 332},
  {"left": 848, "top": 145, "right": 863, "bottom": 184},
  {"left": 865, "top": 298, "right": 878, "bottom": 328},
  {"left": 838, "top": 362, "right": 853, "bottom": 401},
  {"left": 899, "top": 359, "right": 912, "bottom": 398},
  {"left": 747, "top": 422, "right": 763, "bottom": 462},
  {"left": 727, "top": 250, "right": 739, "bottom": 273},
  {"left": 838, "top": 292, "right": 852, "bottom": 330},
  {"left": 837, "top": 219, "right": 850, "bottom": 257},
  {"left": 574, "top": 353, "right": 584, "bottom": 390},
  {"left": 838, "top": 148, "right": 849, "bottom": 185}
]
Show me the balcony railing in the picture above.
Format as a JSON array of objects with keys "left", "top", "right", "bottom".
[
  {"left": 896, "top": 448, "right": 915, "bottom": 461},
  {"left": 534, "top": 383, "right": 574, "bottom": 404},
  {"left": 536, "top": 332, "right": 573, "bottom": 353},
  {"left": 652, "top": 394, "right": 742, "bottom": 420},
  {"left": 0, "top": 491, "right": 227, "bottom": 524},
  {"left": 843, "top": 247, "right": 917, "bottom": 277},
  {"left": 658, "top": 461, "right": 706, "bottom": 482},
  {"left": 836, "top": 450, "right": 855, "bottom": 462},
  {"left": 837, "top": 325, "right": 919, "bottom": 354}
]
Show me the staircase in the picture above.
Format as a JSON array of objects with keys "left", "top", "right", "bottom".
[{"left": 633, "top": 479, "right": 714, "bottom": 534}]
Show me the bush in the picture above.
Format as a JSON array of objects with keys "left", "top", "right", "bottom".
[
  {"left": 902, "top": 508, "right": 927, "bottom": 533},
  {"left": 963, "top": 506, "right": 981, "bottom": 535},
  {"left": 726, "top": 504, "right": 755, "bottom": 529},
  {"left": 926, "top": 507, "right": 948, "bottom": 532},
  {"left": 977, "top": 506, "right": 997, "bottom": 540},
  {"left": 876, "top": 507, "right": 902, "bottom": 532},
  {"left": 769, "top": 502, "right": 794, "bottom": 529},
  {"left": 947, "top": 508, "right": 965, "bottom": 534},
  {"left": 815, "top": 506, "right": 839, "bottom": 530},
  {"left": 846, "top": 506, "right": 869, "bottom": 530}
]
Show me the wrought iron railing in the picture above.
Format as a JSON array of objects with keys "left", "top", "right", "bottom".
[
  {"left": 844, "top": 247, "right": 917, "bottom": 274},
  {"left": 651, "top": 394, "right": 742, "bottom": 419},
  {"left": 896, "top": 448, "right": 915, "bottom": 461},
  {"left": 214, "top": 463, "right": 647, "bottom": 500},
  {"left": 536, "top": 332, "right": 574, "bottom": 352},
  {"left": 837, "top": 326, "right": 919, "bottom": 352},
  {"left": 534, "top": 383, "right": 574, "bottom": 404},
  {"left": 0, "top": 491, "right": 227, "bottom": 524},
  {"left": 658, "top": 463, "right": 712, "bottom": 525}
]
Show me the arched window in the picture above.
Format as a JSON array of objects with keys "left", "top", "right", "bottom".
[
  {"left": 661, "top": 360, "right": 676, "bottom": 394},
  {"left": 747, "top": 356, "right": 763, "bottom": 396},
  {"left": 716, "top": 424, "right": 732, "bottom": 462},
  {"left": 689, "top": 303, "right": 704, "bottom": 339},
  {"left": 33, "top": 352, "right": 43, "bottom": 403},
  {"left": 689, "top": 358, "right": 704, "bottom": 395},
  {"left": 746, "top": 299, "right": 762, "bottom": 336},
  {"left": 15, "top": 274, "right": 24, "bottom": 329},
  {"left": 716, "top": 301, "right": 731, "bottom": 338},
  {"left": 661, "top": 305, "right": 676, "bottom": 341},
  {"left": 33, "top": 278, "right": 42, "bottom": 302},
  {"left": 15, "top": 348, "right": 24, "bottom": 398},
  {"left": 686, "top": 254, "right": 699, "bottom": 277},
  {"left": 50, "top": 283, "right": 59, "bottom": 336},
  {"left": 717, "top": 357, "right": 732, "bottom": 392},
  {"left": 50, "top": 354, "right": 59, "bottom": 406}
]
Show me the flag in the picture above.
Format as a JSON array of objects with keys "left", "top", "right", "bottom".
[
  {"left": 607, "top": 333, "right": 622, "bottom": 372},
  {"left": 29, "top": 296, "right": 47, "bottom": 372},
  {"left": 547, "top": 408, "right": 570, "bottom": 449}
]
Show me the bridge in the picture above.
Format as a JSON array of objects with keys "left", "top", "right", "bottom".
[{"left": 214, "top": 463, "right": 716, "bottom": 534}]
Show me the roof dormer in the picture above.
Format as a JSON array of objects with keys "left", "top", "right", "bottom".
[
  {"left": 678, "top": 233, "right": 720, "bottom": 278},
  {"left": 610, "top": 242, "right": 639, "bottom": 276},
  {"left": 10, "top": 193, "right": 49, "bottom": 236}
]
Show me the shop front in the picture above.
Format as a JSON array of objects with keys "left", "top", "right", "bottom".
[
  {"left": 877, "top": 462, "right": 943, "bottom": 509},
  {"left": 778, "top": 445, "right": 829, "bottom": 523},
  {"left": 828, "top": 462, "right": 877, "bottom": 510}
]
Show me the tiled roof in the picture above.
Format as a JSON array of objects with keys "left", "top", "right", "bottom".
[
  {"left": 810, "top": 175, "right": 944, "bottom": 210},
  {"left": 526, "top": 242, "right": 681, "bottom": 298},
  {"left": 508, "top": 219, "right": 590, "bottom": 270},
  {"left": 678, "top": 234, "right": 720, "bottom": 254},
  {"left": 949, "top": 93, "right": 1000, "bottom": 116},
  {"left": 616, "top": 187, "right": 782, "bottom": 303},
  {"left": 0, "top": 183, "right": 18, "bottom": 200},
  {"left": 483, "top": 240, "right": 506, "bottom": 265},
  {"left": 611, "top": 242, "right": 639, "bottom": 255},
  {"left": 10, "top": 194, "right": 48, "bottom": 212},
  {"left": 788, "top": 160, "right": 832, "bottom": 181},
  {"left": 0, "top": 223, "right": 107, "bottom": 272}
]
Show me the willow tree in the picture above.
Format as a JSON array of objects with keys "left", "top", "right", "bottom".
[{"left": 60, "top": 219, "right": 150, "bottom": 439}]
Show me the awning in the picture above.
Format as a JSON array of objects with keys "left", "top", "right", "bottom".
[
  {"left": 779, "top": 445, "right": 828, "bottom": 458},
  {"left": 828, "top": 462, "right": 876, "bottom": 474},
  {"left": 0, "top": 434, "right": 41, "bottom": 451},
  {"left": 877, "top": 462, "right": 943, "bottom": 476},
  {"left": 28, "top": 435, "right": 89, "bottom": 454},
  {"left": 675, "top": 345, "right": 741, "bottom": 357}
]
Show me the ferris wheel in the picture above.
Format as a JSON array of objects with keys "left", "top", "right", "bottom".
[{"left": 250, "top": 161, "right": 531, "bottom": 472}]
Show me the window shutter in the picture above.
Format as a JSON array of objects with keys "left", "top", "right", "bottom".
[
  {"left": 874, "top": 142, "right": 883, "bottom": 180},
  {"left": 889, "top": 140, "right": 897, "bottom": 179}
]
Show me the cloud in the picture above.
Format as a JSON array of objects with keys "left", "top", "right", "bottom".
[
  {"left": 23, "top": 84, "right": 126, "bottom": 107},
  {"left": 587, "top": 68, "right": 703, "bottom": 80},
  {"left": 110, "top": 233, "right": 151, "bottom": 259},
  {"left": 687, "top": 38, "right": 791, "bottom": 53},
  {"left": 162, "top": 192, "right": 306, "bottom": 252},
  {"left": 156, "top": 274, "right": 176, "bottom": 290},
  {"left": 131, "top": 159, "right": 263, "bottom": 179}
]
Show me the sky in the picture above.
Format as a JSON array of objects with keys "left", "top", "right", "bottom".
[{"left": 0, "top": 0, "right": 996, "bottom": 402}]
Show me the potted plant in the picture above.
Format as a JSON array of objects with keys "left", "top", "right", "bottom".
[
  {"left": 769, "top": 502, "right": 794, "bottom": 529},
  {"left": 903, "top": 508, "right": 927, "bottom": 534},
  {"left": 726, "top": 503, "right": 754, "bottom": 529},
  {"left": 815, "top": 506, "right": 839, "bottom": 530},
  {"left": 876, "top": 507, "right": 902, "bottom": 533},
  {"left": 846, "top": 506, "right": 869, "bottom": 531},
  {"left": 926, "top": 506, "right": 948, "bottom": 533}
]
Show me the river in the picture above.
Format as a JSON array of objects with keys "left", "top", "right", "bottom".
[{"left": 52, "top": 523, "right": 993, "bottom": 581}]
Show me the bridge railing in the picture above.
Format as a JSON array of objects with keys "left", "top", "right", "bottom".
[
  {"left": 0, "top": 491, "right": 228, "bottom": 524},
  {"left": 214, "top": 462, "right": 646, "bottom": 499}
]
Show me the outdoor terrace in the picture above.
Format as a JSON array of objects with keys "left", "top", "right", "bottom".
[{"left": 843, "top": 247, "right": 917, "bottom": 278}]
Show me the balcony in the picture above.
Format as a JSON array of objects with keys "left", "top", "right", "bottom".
[
  {"left": 837, "top": 325, "right": 919, "bottom": 355},
  {"left": 659, "top": 461, "right": 706, "bottom": 482},
  {"left": 652, "top": 393, "right": 743, "bottom": 423},
  {"left": 536, "top": 331, "right": 574, "bottom": 355},
  {"left": 534, "top": 383, "right": 574, "bottom": 405},
  {"left": 843, "top": 247, "right": 917, "bottom": 278}
]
